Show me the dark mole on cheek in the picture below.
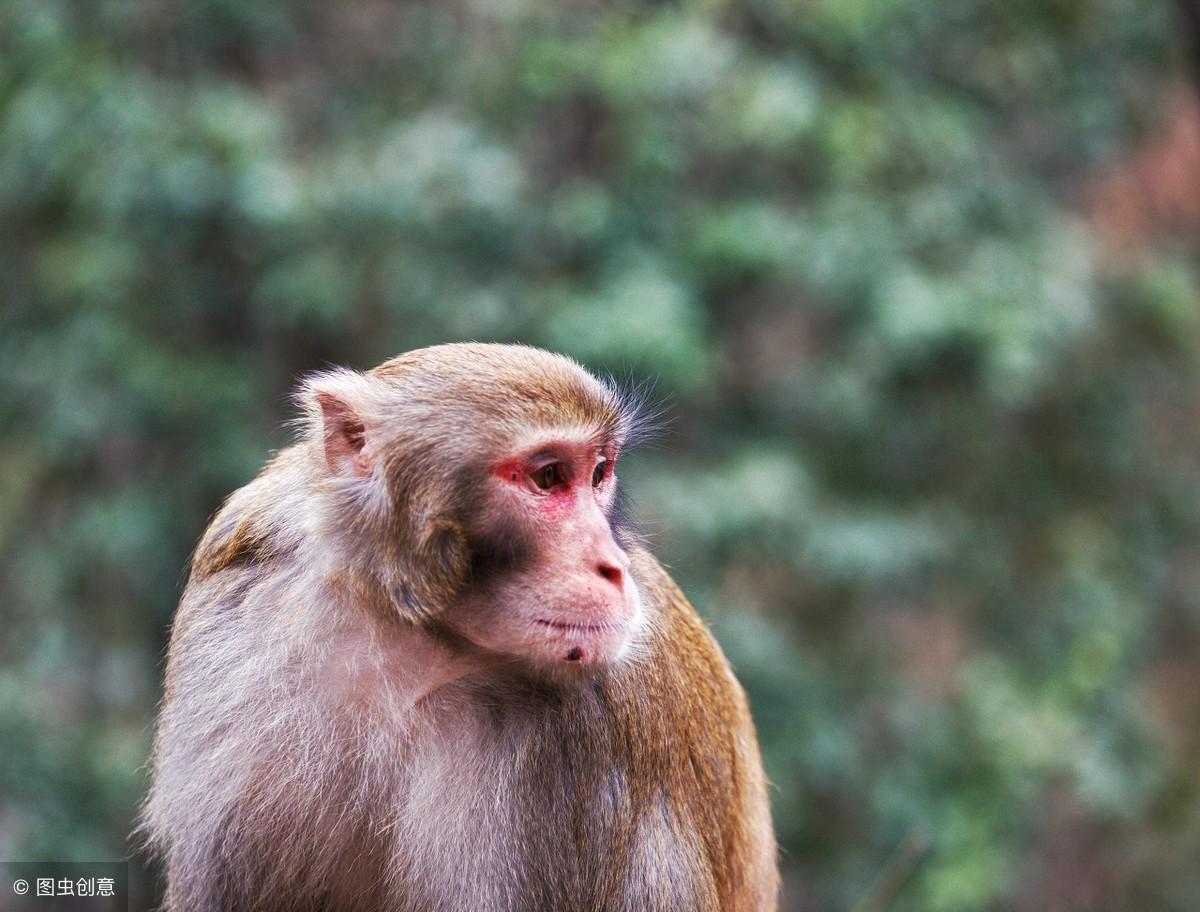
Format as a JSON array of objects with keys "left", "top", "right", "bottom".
[{"left": 565, "top": 647, "right": 583, "bottom": 662}]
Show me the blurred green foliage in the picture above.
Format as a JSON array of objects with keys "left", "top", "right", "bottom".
[{"left": 3, "top": 0, "right": 1200, "bottom": 908}]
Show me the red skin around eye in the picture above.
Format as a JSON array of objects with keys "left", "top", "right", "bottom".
[
  {"left": 492, "top": 457, "right": 572, "bottom": 507},
  {"left": 492, "top": 452, "right": 594, "bottom": 520},
  {"left": 493, "top": 459, "right": 527, "bottom": 486},
  {"left": 493, "top": 439, "right": 615, "bottom": 485},
  {"left": 535, "top": 488, "right": 575, "bottom": 520}
]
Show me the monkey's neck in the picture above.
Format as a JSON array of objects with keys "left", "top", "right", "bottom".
[
  {"left": 398, "top": 629, "right": 485, "bottom": 711},
  {"left": 314, "top": 601, "right": 484, "bottom": 722}
]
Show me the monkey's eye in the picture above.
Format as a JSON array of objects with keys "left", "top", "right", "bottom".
[
  {"left": 591, "top": 461, "right": 607, "bottom": 488},
  {"left": 529, "top": 463, "right": 567, "bottom": 491}
]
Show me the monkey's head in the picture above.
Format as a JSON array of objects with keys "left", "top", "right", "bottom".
[{"left": 301, "top": 343, "right": 647, "bottom": 669}]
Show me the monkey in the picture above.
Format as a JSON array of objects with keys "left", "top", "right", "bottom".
[{"left": 141, "top": 343, "right": 778, "bottom": 912}]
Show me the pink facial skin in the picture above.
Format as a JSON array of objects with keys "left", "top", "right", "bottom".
[{"left": 468, "top": 438, "right": 639, "bottom": 666}]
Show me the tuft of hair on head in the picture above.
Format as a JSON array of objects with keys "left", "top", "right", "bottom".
[{"left": 602, "top": 369, "right": 671, "bottom": 454}]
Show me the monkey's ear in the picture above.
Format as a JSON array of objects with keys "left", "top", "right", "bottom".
[
  {"left": 301, "top": 370, "right": 377, "bottom": 477},
  {"left": 316, "top": 391, "right": 371, "bottom": 476}
]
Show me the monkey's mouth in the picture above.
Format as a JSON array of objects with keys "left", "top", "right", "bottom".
[
  {"left": 534, "top": 618, "right": 621, "bottom": 635},
  {"left": 534, "top": 618, "right": 626, "bottom": 664}
]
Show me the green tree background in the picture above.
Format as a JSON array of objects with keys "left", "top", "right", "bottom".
[{"left": 3, "top": 1, "right": 1200, "bottom": 908}]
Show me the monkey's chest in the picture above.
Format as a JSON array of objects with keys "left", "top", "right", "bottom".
[{"left": 385, "top": 715, "right": 716, "bottom": 912}]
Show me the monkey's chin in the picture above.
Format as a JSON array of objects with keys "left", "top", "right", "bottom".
[{"left": 531, "top": 617, "right": 632, "bottom": 667}]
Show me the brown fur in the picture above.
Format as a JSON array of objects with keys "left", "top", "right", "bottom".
[{"left": 142, "top": 344, "right": 778, "bottom": 911}]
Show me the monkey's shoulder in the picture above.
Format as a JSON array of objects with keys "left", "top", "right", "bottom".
[
  {"left": 611, "top": 548, "right": 757, "bottom": 762},
  {"left": 628, "top": 547, "right": 749, "bottom": 704},
  {"left": 167, "top": 449, "right": 317, "bottom": 656},
  {"left": 189, "top": 447, "right": 310, "bottom": 583}
]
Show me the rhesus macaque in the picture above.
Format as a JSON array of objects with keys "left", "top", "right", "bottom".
[{"left": 142, "top": 344, "right": 778, "bottom": 911}]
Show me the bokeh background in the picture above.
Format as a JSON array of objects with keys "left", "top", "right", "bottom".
[{"left": 3, "top": 0, "right": 1200, "bottom": 909}]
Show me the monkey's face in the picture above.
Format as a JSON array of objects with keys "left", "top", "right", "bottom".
[
  {"left": 305, "top": 344, "right": 648, "bottom": 669},
  {"left": 450, "top": 435, "right": 644, "bottom": 668}
]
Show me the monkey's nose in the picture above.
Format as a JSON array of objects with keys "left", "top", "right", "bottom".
[{"left": 596, "top": 559, "right": 624, "bottom": 590}]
